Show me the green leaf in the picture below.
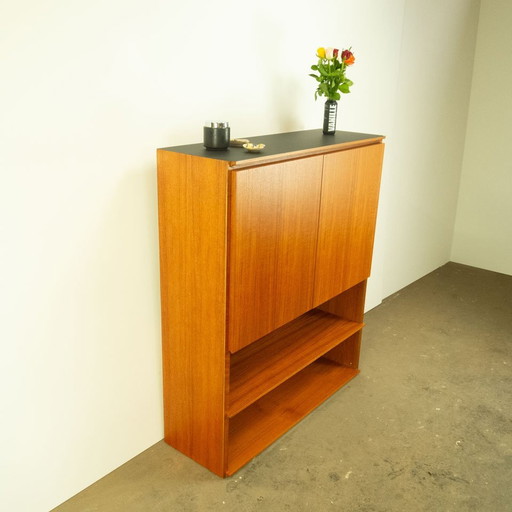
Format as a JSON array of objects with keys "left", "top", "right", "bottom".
[
  {"left": 311, "top": 65, "right": 319, "bottom": 71},
  {"left": 339, "top": 83, "right": 350, "bottom": 94},
  {"left": 318, "top": 64, "right": 329, "bottom": 76}
]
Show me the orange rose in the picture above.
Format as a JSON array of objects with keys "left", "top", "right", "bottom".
[{"left": 341, "top": 49, "right": 355, "bottom": 66}]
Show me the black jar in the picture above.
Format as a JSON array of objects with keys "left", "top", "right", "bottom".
[{"left": 203, "top": 121, "right": 230, "bottom": 150}]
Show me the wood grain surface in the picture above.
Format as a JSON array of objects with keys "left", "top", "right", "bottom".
[
  {"left": 228, "top": 310, "right": 363, "bottom": 417},
  {"left": 227, "top": 156, "right": 324, "bottom": 352},
  {"left": 157, "top": 132, "right": 385, "bottom": 477},
  {"left": 157, "top": 150, "right": 229, "bottom": 476},
  {"left": 227, "top": 359, "right": 359, "bottom": 475},
  {"left": 313, "top": 144, "right": 384, "bottom": 306}
]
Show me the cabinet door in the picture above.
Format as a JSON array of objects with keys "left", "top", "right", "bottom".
[
  {"left": 313, "top": 144, "right": 384, "bottom": 306},
  {"left": 228, "top": 156, "right": 323, "bottom": 352}
]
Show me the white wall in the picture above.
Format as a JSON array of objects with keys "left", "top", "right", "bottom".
[
  {"left": 0, "top": 1, "right": 480, "bottom": 510},
  {"left": 380, "top": 0, "right": 481, "bottom": 297},
  {"left": 451, "top": 0, "right": 512, "bottom": 275}
]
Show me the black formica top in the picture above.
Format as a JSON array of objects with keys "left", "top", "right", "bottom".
[{"left": 159, "top": 129, "right": 384, "bottom": 168}]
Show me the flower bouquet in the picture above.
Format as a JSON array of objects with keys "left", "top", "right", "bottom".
[{"left": 309, "top": 47, "right": 355, "bottom": 134}]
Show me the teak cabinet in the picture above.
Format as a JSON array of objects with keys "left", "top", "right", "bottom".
[{"left": 157, "top": 130, "right": 385, "bottom": 477}]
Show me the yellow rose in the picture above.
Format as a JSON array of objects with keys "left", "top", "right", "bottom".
[{"left": 316, "top": 47, "right": 326, "bottom": 59}]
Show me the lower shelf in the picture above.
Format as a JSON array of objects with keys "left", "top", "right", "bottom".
[{"left": 226, "top": 357, "right": 359, "bottom": 475}]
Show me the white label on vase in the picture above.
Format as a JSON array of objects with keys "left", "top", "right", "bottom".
[{"left": 328, "top": 104, "right": 336, "bottom": 131}]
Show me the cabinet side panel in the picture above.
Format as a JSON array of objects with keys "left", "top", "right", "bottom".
[
  {"left": 314, "top": 144, "right": 384, "bottom": 306},
  {"left": 317, "top": 280, "right": 367, "bottom": 324},
  {"left": 228, "top": 157, "right": 323, "bottom": 352},
  {"left": 323, "top": 331, "right": 362, "bottom": 369},
  {"left": 157, "top": 150, "right": 228, "bottom": 476}
]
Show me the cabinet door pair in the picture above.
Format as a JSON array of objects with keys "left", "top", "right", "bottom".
[{"left": 228, "top": 144, "right": 384, "bottom": 352}]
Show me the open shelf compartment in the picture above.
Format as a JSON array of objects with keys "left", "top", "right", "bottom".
[
  {"left": 228, "top": 309, "right": 363, "bottom": 417},
  {"left": 226, "top": 353, "right": 359, "bottom": 476}
]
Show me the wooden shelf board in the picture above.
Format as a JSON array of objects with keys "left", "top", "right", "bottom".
[
  {"left": 226, "top": 358, "right": 359, "bottom": 476},
  {"left": 228, "top": 310, "right": 362, "bottom": 417}
]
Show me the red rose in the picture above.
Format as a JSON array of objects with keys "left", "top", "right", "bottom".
[
  {"left": 333, "top": 48, "right": 339, "bottom": 58},
  {"left": 341, "top": 49, "right": 355, "bottom": 66}
]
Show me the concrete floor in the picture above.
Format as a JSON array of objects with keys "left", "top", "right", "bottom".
[{"left": 53, "top": 262, "right": 512, "bottom": 511}]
